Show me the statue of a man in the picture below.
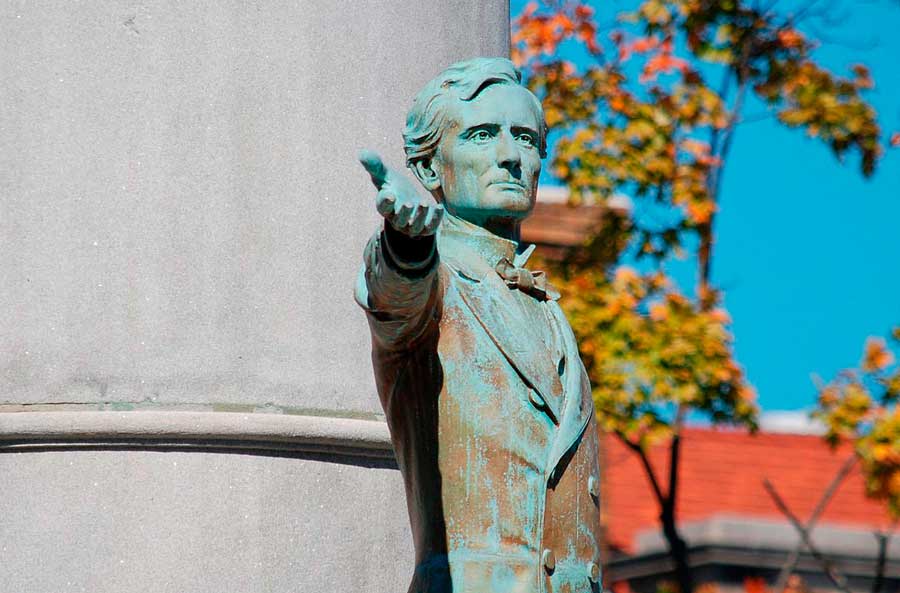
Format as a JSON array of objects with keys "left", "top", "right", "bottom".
[{"left": 355, "top": 57, "right": 602, "bottom": 593}]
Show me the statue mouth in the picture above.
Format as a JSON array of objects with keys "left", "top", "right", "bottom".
[{"left": 489, "top": 180, "right": 526, "bottom": 191}]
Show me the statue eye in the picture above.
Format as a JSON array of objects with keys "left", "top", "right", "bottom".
[
  {"left": 516, "top": 132, "right": 537, "bottom": 147},
  {"left": 469, "top": 129, "right": 493, "bottom": 143}
]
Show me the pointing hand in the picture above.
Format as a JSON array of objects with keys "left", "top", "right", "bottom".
[{"left": 359, "top": 150, "right": 444, "bottom": 237}]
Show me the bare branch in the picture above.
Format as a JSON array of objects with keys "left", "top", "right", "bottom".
[
  {"left": 763, "top": 478, "right": 853, "bottom": 593},
  {"left": 773, "top": 455, "right": 857, "bottom": 592}
]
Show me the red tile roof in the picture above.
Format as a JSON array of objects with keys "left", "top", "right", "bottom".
[
  {"left": 602, "top": 427, "right": 895, "bottom": 553},
  {"left": 521, "top": 202, "right": 607, "bottom": 249}
]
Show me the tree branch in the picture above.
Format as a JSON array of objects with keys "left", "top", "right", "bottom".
[
  {"left": 708, "top": 69, "right": 733, "bottom": 165},
  {"left": 763, "top": 478, "right": 853, "bottom": 593},
  {"left": 616, "top": 430, "right": 667, "bottom": 506},
  {"left": 871, "top": 520, "right": 898, "bottom": 593},
  {"left": 667, "top": 406, "right": 686, "bottom": 516},
  {"left": 712, "top": 79, "right": 748, "bottom": 205},
  {"left": 773, "top": 455, "right": 857, "bottom": 592},
  {"left": 699, "top": 40, "right": 750, "bottom": 293}
]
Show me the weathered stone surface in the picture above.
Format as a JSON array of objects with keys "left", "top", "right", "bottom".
[
  {"left": 0, "top": 1, "right": 509, "bottom": 591},
  {"left": 1, "top": 0, "right": 509, "bottom": 413},
  {"left": 0, "top": 449, "right": 410, "bottom": 593}
]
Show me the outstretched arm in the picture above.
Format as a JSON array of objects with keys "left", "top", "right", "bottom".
[{"left": 355, "top": 151, "right": 445, "bottom": 350}]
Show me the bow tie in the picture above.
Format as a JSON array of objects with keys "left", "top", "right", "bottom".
[{"left": 495, "top": 257, "right": 560, "bottom": 301}]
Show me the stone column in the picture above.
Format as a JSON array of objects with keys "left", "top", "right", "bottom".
[{"left": 0, "top": 2, "right": 509, "bottom": 591}]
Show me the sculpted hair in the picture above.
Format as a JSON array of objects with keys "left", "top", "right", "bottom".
[{"left": 403, "top": 57, "right": 548, "bottom": 166}]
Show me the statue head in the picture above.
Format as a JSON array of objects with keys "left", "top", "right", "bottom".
[{"left": 403, "top": 58, "right": 547, "bottom": 231}]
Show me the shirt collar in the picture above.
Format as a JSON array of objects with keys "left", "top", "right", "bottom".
[{"left": 438, "top": 212, "right": 535, "bottom": 269}]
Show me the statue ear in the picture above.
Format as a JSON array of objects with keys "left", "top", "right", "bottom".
[{"left": 411, "top": 157, "right": 442, "bottom": 192}]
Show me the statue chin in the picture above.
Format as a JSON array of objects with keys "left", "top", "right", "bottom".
[
  {"left": 483, "top": 187, "right": 536, "bottom": 215},
  {"left": 447, "top": 199, "right": 536, "bottom": 230}
]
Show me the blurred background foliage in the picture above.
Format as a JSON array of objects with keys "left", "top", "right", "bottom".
[
  {"left": 815, "top": 329, "right": 900, "bottom": 516},
  {"left": 511, "top": 1, "right": 896, "bottom": 590}
]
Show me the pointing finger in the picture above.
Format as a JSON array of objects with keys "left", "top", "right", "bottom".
[{"left": 358, "top": 150, "right": 388, "bottom": 190}]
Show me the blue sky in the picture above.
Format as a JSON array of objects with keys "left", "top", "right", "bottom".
[{"left": 512, "top": 0, "right": 900, "bottom": 413}]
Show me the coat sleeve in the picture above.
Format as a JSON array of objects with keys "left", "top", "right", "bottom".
[{"left": 354, "top": 226, "right": 441, "bottom": 351}]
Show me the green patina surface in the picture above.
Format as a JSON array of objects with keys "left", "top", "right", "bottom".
[{"left": 356, "top": 58, "right": 603, "bottom": 593}]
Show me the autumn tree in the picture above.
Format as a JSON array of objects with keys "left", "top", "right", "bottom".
[
  {"left": 815, "top": 329, "right": 900, "bottom": 517},
  {"left": 813, "top": 329, "right": 900, "bottom": 593},
  {"left": 512, "top": 1, "right": 886, "bottom": 592}
]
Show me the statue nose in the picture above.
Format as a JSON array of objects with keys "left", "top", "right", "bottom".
[{"left": 496, "top": 133, "right": 521, "bottom": 170}]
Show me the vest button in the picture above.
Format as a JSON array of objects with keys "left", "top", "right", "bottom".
[
  {"left": 529, "top": 389, "right": 545, "bottom": 409},
  {"left": 588, "top": 561, "right": 601, "bottom": 582},
  {"left": 542, "top": 548, "right": 556, "bottom": 572},
  {"left": 588, "top": 475, "right": 599, "bottom": 498}
]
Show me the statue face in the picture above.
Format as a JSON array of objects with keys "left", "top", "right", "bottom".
[{"left": 432, "top": 84, "right": 542, "bottom": 228}]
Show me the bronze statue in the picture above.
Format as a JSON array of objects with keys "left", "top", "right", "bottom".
[{"left": 356, "top": 57, "right": 602, "bottom": 593}]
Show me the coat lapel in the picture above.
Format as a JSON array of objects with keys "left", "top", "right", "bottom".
[
  {"left": 545, "top": 301, "right": 594, "bottom": 482},
  {"left": 439, "top": 233, "right": 564, "bottom": 419}
]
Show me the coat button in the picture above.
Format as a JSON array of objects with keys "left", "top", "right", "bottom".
[
  {"left": 529, "top": 389, "right": 546, "bottom": 409},
  {"left": 542, "top": 548, "right": 556, "bottom": 572},
  {"left": 587, "top": 561, "right": 601, "bottom": 582},
  {"left": 588, "top": 475, "right": 599, "bottom": 498}
]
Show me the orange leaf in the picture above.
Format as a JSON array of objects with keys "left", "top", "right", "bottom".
[
  {"left": 851, "top": 64, "right": 870, "bottom": 78},
  {"left": 686, "top": 200, "right": 716, "bottom": 225},
  {"left": 852, "top": 63, "right": 874, "bottom": 89},
  {"left": 682, "top": 138, "right": 711, "bottom": 159},
  {"left": 888, "top": 470, "right": 900, "bottom": 496},
  {"left": 641, "top": 52, "right": 689, "bottom": 82},
  {"left": 709, "top": 308, "right": 731, "bottom": 324},
  {"left": 862, "top": 337, "right": 895, "bottom": 372},
  {"left": 891, "top": 132, "right": 900, "bottom": 147},
  {"left": 649, "top": 302, "right": 668, "bottom": 321},
  {"left": 630, "top": 35, "right": 660, "bottom": 53},
  {"left": 577, "top": 22, "right": 600, "bottom": 53},
  {"left": 550, "top": 13, "right": 574, "bottom": 33},
  {"left": 614, "top": 266, "right": 638, "bottom": 283},
  {"left": 574, "top": 5, "right": 593, "bottom": 18},
  {"left": 777, "top": 29, "right": 804, "bottom": 49}
]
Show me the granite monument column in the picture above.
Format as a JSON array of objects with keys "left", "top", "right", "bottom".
[{"left": 0, "top": 2, "right": 509, "bottom": 591}]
